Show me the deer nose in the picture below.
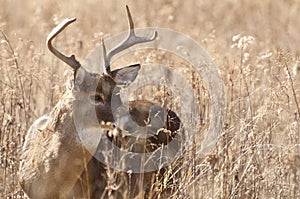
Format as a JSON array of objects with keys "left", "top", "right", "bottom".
[{"left": 112, "top": 104, "right": 167, "bottom": 139}]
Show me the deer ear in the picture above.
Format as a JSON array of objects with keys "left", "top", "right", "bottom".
[
  {"left": 74, "top": 67, "right": 92, "bottom": 91},
  {"left": 111, "top": 64, "right": 141, "bottom": 85}
]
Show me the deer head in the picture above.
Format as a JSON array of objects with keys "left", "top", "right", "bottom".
[{"left": 47, "top": 6, "right": 157, "bottom": 128}]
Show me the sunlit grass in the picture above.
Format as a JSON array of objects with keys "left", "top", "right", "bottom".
[{"left": 1, "top": 0, "right": 299, "bottom": 198}]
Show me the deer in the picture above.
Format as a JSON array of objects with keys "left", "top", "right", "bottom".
[{"left": 19, "top": 6, "right": 182, "bottom": 199}]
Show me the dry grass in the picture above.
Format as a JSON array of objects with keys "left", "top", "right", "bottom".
[{"left": 1, "top": 0, "right": 300, "bottom": 198}]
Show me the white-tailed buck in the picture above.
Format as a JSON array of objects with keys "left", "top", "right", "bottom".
[{"left": 19, "top": 6, "right": 181, "bottom": 199}]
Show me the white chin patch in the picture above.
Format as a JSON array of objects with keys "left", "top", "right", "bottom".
[{"left": 78, "top": 127, "right": 104, "bottom": 154}]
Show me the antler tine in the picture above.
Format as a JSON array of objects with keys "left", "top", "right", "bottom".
[
  {"left": 102, "top": 39, "right": 110, "bottom": 74},
  {"left": 47, "top": 18, "right": 81, "bottom": 70},
  {"left": 103, "top": 5, "right": 158, "bottom": 74}
]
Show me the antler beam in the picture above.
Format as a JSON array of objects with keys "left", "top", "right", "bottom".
[
  {"left": 103, "top": 5, "right": 158, "bottom": 74},
  {"left": 47, "top": 18, "right": 81, "bottom": 70}
]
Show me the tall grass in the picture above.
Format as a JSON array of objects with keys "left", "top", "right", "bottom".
[{"left": 1, "top": 0, "right": 299, "bottom": 198}]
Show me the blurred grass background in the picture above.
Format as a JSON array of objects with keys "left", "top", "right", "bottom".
[{"left": 1, "top": 0, "right": 300, "bottom": 198}]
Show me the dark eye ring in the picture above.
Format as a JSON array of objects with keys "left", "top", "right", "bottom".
[{"left": 90, "top": 94, "right": 104, "bottom": 105}]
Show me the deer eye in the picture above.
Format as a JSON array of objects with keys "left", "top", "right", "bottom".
[{"left": 89, "top": 94, "right": 104, "bottom": 105}]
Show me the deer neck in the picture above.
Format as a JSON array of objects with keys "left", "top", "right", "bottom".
[{"left": 20, "top": 90, "right": 93, "bottom": 198}]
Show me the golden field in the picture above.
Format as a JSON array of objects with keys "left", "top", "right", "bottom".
[{"left": 0, "top": 0, "right": 300, "bottom": 198}]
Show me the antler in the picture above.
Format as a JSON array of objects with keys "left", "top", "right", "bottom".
[
  {"left": 47, "top": 18, "right": 81, "bottom": 70},
  {"left": 103, "top": 5, "right": 158, "bottom": 74}
]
